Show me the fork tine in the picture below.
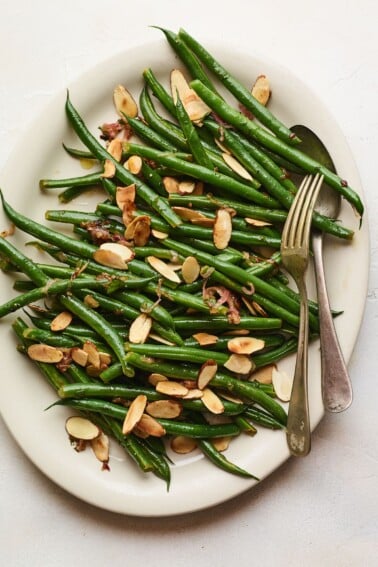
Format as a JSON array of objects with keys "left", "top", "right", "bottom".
[
  {"left": 281, "top": 174, "right": 311, "bottom": 247},
  {"left": 296, "top": 173, "right": 324, "bottom": 247}
]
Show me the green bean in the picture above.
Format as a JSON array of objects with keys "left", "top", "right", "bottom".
[
  {"left": 243, "top": 407, "right": 286, "bottom": 430},
  {"left": 140, "top": 160, "right": 167, "bottom": 197},
  {"left": 233, "top": 415, "right": 258, "bottom": 436},
  {"left": 0, "top": 235, "right": 48, "bottom": 286},
  {"left": 40, "top": 171, "right": 102, "bottom": 190},
  {"left": 143, "top": 68, "right": 177, "bottom": 116},
  {"left": 125, "top": 115, "right": 180, "bottom": 151},
  {"left": 123, "top": 143, "right": 280, "bottom": 208},
  {"left": 22, "top": 327, "right": 79, "bottom": 347},
  {"left": 190, "top": 80, "right": 364, "bottom": 216},
  {"left": 173, "top": 314, "right": 281, "bottom": 332},
  {"left": 125, "top": 342, "right": 239, "bottom": 367},
  {"left": 58, "top": 185, "right": 98, "bottom": 204},
  {"left": 62, "top": 143, "right": 94, "bottom": 160},
  {"left": 65, "top": 94, "right": 183, "bottom": 228},
  {"left": 199, "top": 438, "right": 257, "bottom": 479},
  {"left": 178, "top": 28, "right": 299, "bottom": 144},
  {"left": 175, "top": 94, "right": 214, "bottom": 169},
  {"left": 253, "top": 337, "right": 298, "bottom": 368}
]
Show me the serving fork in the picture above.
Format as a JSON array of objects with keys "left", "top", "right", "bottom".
[{"left": 281, "top": 173, "right": 324, "bottom": 457}]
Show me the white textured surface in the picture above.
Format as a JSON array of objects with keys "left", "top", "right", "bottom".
[{"left": 0, "top": 1, "right": 377, "bottom": 565}]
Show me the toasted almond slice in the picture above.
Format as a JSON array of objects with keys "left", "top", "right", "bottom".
[
  {"left": 91, "top": 431, "right": 110, "bottom": 463},
  {"left": 146, "top": 256, "right": 181, "bottom": 283},
  {"left": 99, "top": 352, "right": 112, "bottom": 366},
  {"left": 124, "top": 215, "right": 143, "bottom": 239},
  {"left": 148, "top": 333, "right": 175, "bottom": 346},
  {"left": 192, "top": 181, "right": 204, "bottom": 195},
  {"left": 146, "top": 400, "right": 182, "bottom": 419},
  {"left": 182, "top": 388, "right": 204, "bottom": 400},
  {"left": 227, "top": 336, "right": 265, "bottom": 355},
  {"left": 65, "top": 416, "right": 100, "bottom": 441},
  {"left": 272, "top": 367, "right": 293, "bottom": 402},
  {"left": 251, "top": 301, "right": 268, "bottom": 317},
  {"left": 82, "top": 341, "right": 101, "bottom": 369},
  {"left": 250, "top": 364, "right": 275, "bottom": 385},
  {"left": 214, "top": 138, "right": 230, "bottom": 154},
  {"left": 224, "top": 354, "right": 254, "bottom": 375},
  {"left": 133, "top": 216, "right": 151, "bottom": 247},
  {"left": 122, "top": 394, "right": 147, "bottom": 434},
  {"left": 107, "top": 139, "right": 123, "bottom": 161},
  {"left": 241, "top": 296, "right": 257, "bottom": 315},
  {"left": 245, "top": 217, "right": 272, "bottom": 227},
  {"left": 102, "top": 159, "right": 116, "bottom": 179},
  {"left": 222, "top": 329, "right": 250, "bottom": 336},
  {"left": 251, "top": 75, "right": 271, "bottom": 106},
  {"left": 213, "top": 208, "right": 232, "bottom": 250},
  {"left": 116, "top": 184, "right": 136, "bottom": 209},
  {"left": 124, "top": 155, "right": 143, "bottom": 175},
  {"left": 93, "top": 242, "right": 134, "bottom": 269},
  {"left": 170, "top": 435, "right": 198, "bottom": 454},
  {"left": 122, "top": 200, "right": 136, "bottom": 226},
  {"left": 170, "top": 69, "right": 211, "bottom": 123},
  {"left": 192, "top": 332, "right": 218, "bottom": 346},
  {"left": 50, "top": 311, "right": 73, "bottom": 332},
  {"left": 181, "top": 256, "right": 200, "bottom": 284},
  {"left": 171, "top": 206, "right": 208, "bottom": 222},
  {"left": 136, "top": 413, "right": 166, "bottom": 437},
  {"left": 211, "top": 436, "right": 231, "bottom": 452},
  {"left": 181, "top": 380, "right": 198, "bottom": 390},
  {"left": 27, "top": 343, "right": 63, "bottom": 363},
  {"left": 218, "top": 392, "right": 245, "bottom": 404},
  {"left": 201, "top": 388, "right": 225, "bottom": 414},
  {"left": 129, "top": 313, "right": 152, "bottom": 344},
  {"left": 113, "top": 84, "right": 138, "bottom": 118},
  {"left": 155, "top": 380, "right": 189, "bottom": 398},
  {"left": 162, "top": 176, "right": 180, "bottom": 194},
  {"left": 222, "top": 152, "right": 253, "bottom": 181},
  {"left": 190, "top": 217, "right": 215, "bottom": 228},
  {"left": 71, "top": 347, "right": 89, "bottom": 367},
  {"left": 83, "top": 294, "right": 100, "bottom": 308},
  {"left": 151, "top": 228, "right": 168, "bottom": 240},
  {"left": 86, "top": 364, "right": 104, "bottom": 377},
  {"left": 147, "top": 373, "right": 169, "bottom": 386},
  {"left": 197, "top": 360, "right": 218, "bottom": 390},
  {"left": 178, "top": 180, "right": 196, "bottom": 195}
]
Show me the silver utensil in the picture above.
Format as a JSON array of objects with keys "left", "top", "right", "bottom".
[
  {"left": 281, "top": 173, "right": 324, "bottom": 456},
  {"left": 291, "top": 125, "right": 353, "bottom": 413}
]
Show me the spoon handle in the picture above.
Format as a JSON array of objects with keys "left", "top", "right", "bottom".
[{"left": 312, "top": 232, "right": 353, "bottom": 412}]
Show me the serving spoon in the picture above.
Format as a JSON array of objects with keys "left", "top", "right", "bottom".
[{"left": 291, "top": 125, "right": 353, "bottom": 413}]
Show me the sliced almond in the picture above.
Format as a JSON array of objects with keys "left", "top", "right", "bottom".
[
  {"left": 192, "top": 332, "right": 218, "bottom": 346},
  {"left": 146, "top": 256, "right": 181, "bottom": 283},
  {"left": 189, "top": 217, "right": 215, "bottom": 228},
  {"left": 245, "top": 217, "right": 272, "bottom": 227},
  {"left": 181, "top": 256, "right": 200, "bottom": 284},
  {"left": 124, "top": 215, "right": 151, "bottom": 246},
  {"left": 135, "top": 413, "right": 166, "bottom": 437},
  {"left": 182, "top": 388, "right": 204, "bottom": 400},
  {"left": 272, "top": 367, "right": 293, "bottom": 402},
  {"left": 124, "top": 155, "right": 143, "bottom": 175},
  {"left": 129, "top": 313, "right": 152, "bottom": 344},
  {"left": 50, "top": 311, "right": 73, "bottom": 332},
  {"left": 222, "top": 152, "right": 253, "bottom": 181},
  {"left": 227, "top": 336, "right": 265, "bottom": 355},
  {"left": 197, "top": 360, "right": 218, "bottom": 390},
  {"left": 250, "top": 364, "right": 275, "bottom": 385},
  {"left": 71, "top": 347, "right": 89, "bottom": 367},
  {"left": 113, "top": 84, "right": 138, "bottom": 118},
  {"left": 83, "top": 294, "right": 100, "bottom": 309},
  {"left": 251, "top": 301, "right": 268, "bottom": 317},
  {"left": 107, "top": 138, "right": 123, "bottom": 161},
  {"left": 170, "top": 69, "right": 211, "bottom": 123},
  {"left": 27, "top": 343, "right": 63, "bottom": 364},
  {"left": 241, "top": 296, "right": 257, "bottom": 315},
  {"left": 93, "top": 242, "right": 134, "bottom": 269},
  {"left": 218, "top": 392, "right": 244, "bottom": 404},
  {"left": 224, "top": 353, "right": 254, "bottom": 375},
  {"left": 178, "top": 180, "right": 196, "bottom": 195},
  {"left": 146, "top": 400, "right": 182, "bottom": 419},
  {"left": 65, "top": 416, "right": 100, "bottom": 441},
  {"left": 163, "top": 176, "right": 180, "bottom": 194},
  {"left": 91, "top": 431, "right": 110, "bottom": 464},
  {"left": 192, "top": 181, "right": 204, "bottom": 195},
  {"left": 201, "top": 388, "right": 225, "bottom": 414},
  {"left": 116, "top": 184, "right": 136, "bottom": 210},
  {"left": 171, "top": 206, "right": 209, "bottom": 223},
  {"left": 214, "top": 138, "right": 230, "bottom": 154},
  {"left": 82, "top": 341, "right": 101, "bottom": 369},
  {"left": 102, "top": 159, "right": 116, "bottom": 179},
  {"left": 148, "top": 333, "right": 175, "bottom": 346},
  {"left": 151, "top": 229, "right": 169, "bottom": 240},
  {"left": 155, "top": 380, "right": 189, "bottom": 398},
  {"left": 170, "top": 435, "right": 198, "bottom": 454},
  {"left": 122, "top": 394, "right": 147, "bottom": 434},
  {"left": 99, "top": 352, "right": 112, "bottom": 366},
  {"left": 251, "top": 75, "right": 271, "bottom": 106},
  {"left": 147, "top": 373, "right": 168, "bottom": 386},
  {"left": 222, "top": 329, "right": 250, "bottom": 336},
  {"left": 213, "top": 208, "right": 233, "bottom": 250},
  {"left": 211, "top": 436, "right": 231, "bottom": 452},
  {"left": 122, "top": 200, "right": 136, "bottom": 226}
]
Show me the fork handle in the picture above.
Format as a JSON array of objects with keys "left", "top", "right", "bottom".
[
  {"left": 312, "top": 232, "right": 353, "bottom": 412},
  {"left": 286, "top": 276, "right": 311, "bottom": 457}
]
